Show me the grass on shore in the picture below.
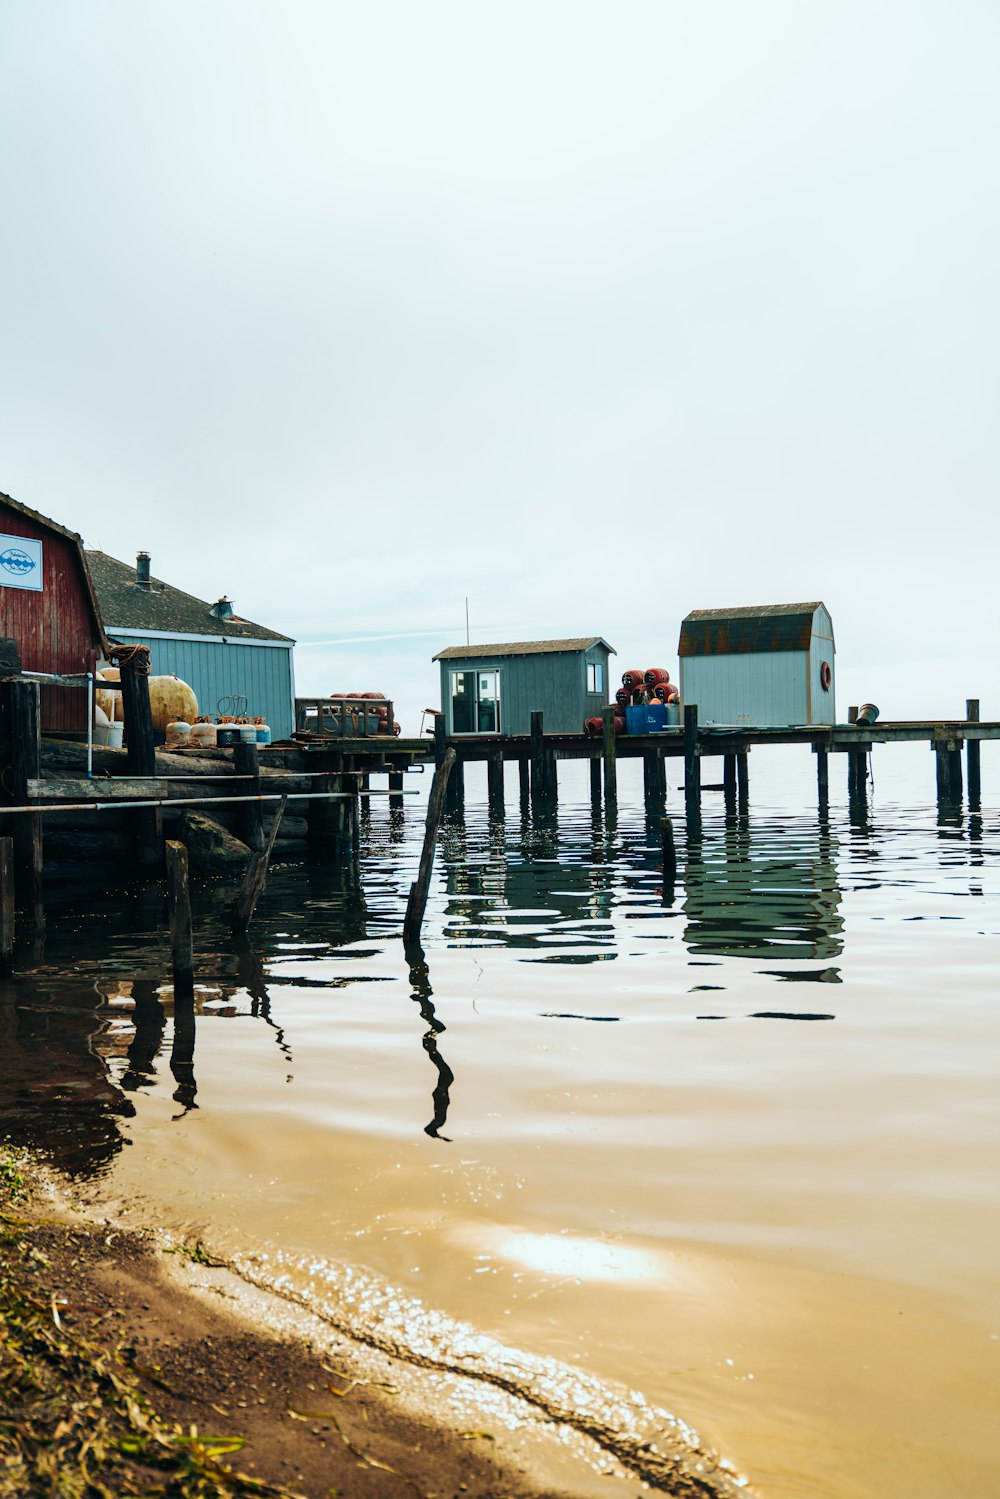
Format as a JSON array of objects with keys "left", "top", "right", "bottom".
[{"left": 0, "top": 1149, "right": 301, "bottom": 1499}]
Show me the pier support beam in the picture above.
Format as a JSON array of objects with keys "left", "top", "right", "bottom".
[
  {"left": 590, "top": 757, "right": 601, "bottom": 807},
  {"left": 736, "top": 750, "right": 749, "bottom": 810},
  {"left": 166, "top": 840, "right": 194, "bottom": 998},
  {"left": 643, "top": 750, "right": 666, "bottom": 810},
  {"left": 444, "top": 756, "right": 465, "bottom": 815},
  {"left": 723, "top": 753, "right": 737, "bottom": 812},
  {"left": 7, "top": 680, "right": 43, "bottom": 909},
  {"left": 118, "top": 653, "right": 162, "bottom": 873},
  {"left": 487, "top": 752, "right": 505, "bottom": 815},
  {"left": 935, "top": 738, "right": 962, "bottom": 806},
  {"left": 0, "top": 836, "right": 14, "bottom": 975},
  {"left": 684, "top": 705, "right": 701, "bottom": 822},
  {"left": 518, "top": 757, "right": 530, "bottom": 805},
  {"left": 815, "top": 746, "right": 829, "bottom": 807},
  {"left": 966, "top": 700, "right": 981, "bottom": 808},
  {"left": 388, "top": 771, "right": 404, "bottom": 812},
  {"left": 234, "top": 742, "right": 263, "bottom": 852},
  {"left": 601, "top": 706, "right": 617, "bottom": 813}
]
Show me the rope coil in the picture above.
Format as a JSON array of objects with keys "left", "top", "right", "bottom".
[{"left": 107, "top": 644, "right": 152, "bottom": 677}]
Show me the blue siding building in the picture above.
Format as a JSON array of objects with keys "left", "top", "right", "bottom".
[
  {"left": 434, "top": 637, "right": 614, "bottom": 736},
  {"left": 87, "top": 550, "right": 295, "bottom": 740},
  {"left": 678, "top": 602, "right": 836, "bottom": 728}
]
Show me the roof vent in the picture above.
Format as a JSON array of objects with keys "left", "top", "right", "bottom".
[
  {"left": 136, "top": 551, "right": 151, "bottom": 586},
  {"left": 209, "top": 596, "right": 234, "bottom": 620}
]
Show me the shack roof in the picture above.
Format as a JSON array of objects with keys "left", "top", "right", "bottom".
[
  {"left": 434, "top": 637, "right": 615, "bottom": 661},
  {"left": 0, "top": 489, "right": 109, "bottom": 654},
  {"left": 86, "top": 550, "right": 294, "bottom": 643},
  {"left": 679, "top": 602, "right": 830, "bottom": 657}
]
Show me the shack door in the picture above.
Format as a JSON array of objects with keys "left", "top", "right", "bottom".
[{"left": 450, "top": 669, "right": 501, "bottom": 734}]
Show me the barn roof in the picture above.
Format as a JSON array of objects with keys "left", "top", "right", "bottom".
[
  {"left": 434, "top": 637, "right": 615, "bottom": 661},
  {"left": 0, "top": 490, "right": 109, "bottom": 654},
  {"left": 679, "top": 602, "right": 830, "bottom": 656},
  {"left": 86, "top": 550, "right": 294, "bottom": 643}
]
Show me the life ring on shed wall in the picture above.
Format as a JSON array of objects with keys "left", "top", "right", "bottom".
[{"left": 820, "top": 661, "right": 832, "bottom": 691}]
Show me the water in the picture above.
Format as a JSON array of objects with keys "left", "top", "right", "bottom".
[{"left": 2, "top": 745, "right": 999, "bottom": 1497}]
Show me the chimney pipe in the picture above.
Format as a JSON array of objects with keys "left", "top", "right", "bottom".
[{"left": 136, "top": 551, "right": 151, "bottom": 586}]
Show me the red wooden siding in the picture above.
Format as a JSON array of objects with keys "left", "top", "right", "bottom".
[{"left": 0, "top": 506, "right": 102, "bottom": 732}]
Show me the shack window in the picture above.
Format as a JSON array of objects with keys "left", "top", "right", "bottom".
[
  {"left": 587, "top": 662, "right": 603, "bottom": 694},
  {"left": 450, "top": 668, "right": 501, "bottom": 734}
]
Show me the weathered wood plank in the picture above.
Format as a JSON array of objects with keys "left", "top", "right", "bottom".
[
  {"left": 27, "top": 777, "right": 171, "bottom": 801},
  {"left": 403, "top": 748, "right": 455, "bottom": 950}
]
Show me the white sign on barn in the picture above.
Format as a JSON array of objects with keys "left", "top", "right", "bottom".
[{"left": 0, "top": 535, "right": 43, "bottom": 591}]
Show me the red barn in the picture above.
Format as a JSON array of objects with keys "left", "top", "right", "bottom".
[{"left": 0, "top": 490, "right": 108, "bottom": 733}]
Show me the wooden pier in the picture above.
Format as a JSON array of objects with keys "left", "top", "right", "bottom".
[{"left": 420, "top": 701, "right": 995, "bottom": 816}]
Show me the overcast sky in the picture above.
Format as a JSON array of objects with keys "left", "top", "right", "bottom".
[{"left": 1, "top": 2, "right": 997, "bottom": 729}]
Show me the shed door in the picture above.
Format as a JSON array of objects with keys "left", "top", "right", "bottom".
[{"left": 450, "top": 669, "right": 501, "bottom": 734}]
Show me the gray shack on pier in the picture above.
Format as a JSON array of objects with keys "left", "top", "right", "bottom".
[
  {"left": 678, "top": 602, "right": 836, "bottom": 728},
  {"left": 87, "top": 549, "right": 296, "bottom": 740},
  {"left": 434, "top": 637, "right": 614, "bottom": 736}
]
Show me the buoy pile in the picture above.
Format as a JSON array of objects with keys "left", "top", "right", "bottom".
[
  {"left": 329, "top": 691, "right": 401, "bottom": 736},
  {"left": 585, "top": 665, "right": 679, "bottom": 736}
]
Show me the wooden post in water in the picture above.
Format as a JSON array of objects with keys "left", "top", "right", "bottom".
[
  {"left": 0, "top": 836, "right": 14, "bottom": 976},
  {"left": 816, "top": 745, "right": 829, "bottom": 806},
  {"left": 589, "top": 756, "right": 601, "bottom": 806},
  {"left": 518, "top": 757, "right": 530, "bottom": 805},
  {"left": 601, "top": 706, "right": 617, "bottom": 812},
  {"left": 684, "top": 705, "right": 700, "bottom": 819},
  {"left": 530, "top": 711, "right": 546, "bottom": 804},
  {"left": 723, "top": 752, "right": 736, "bottom": 806},
  {"left": 233, "top": 794, "right": 287, "bottom": 933},
  {"left": 403, "top": 748, "right": 455, "bottom": 950},
  {"left": 165, "top": 840, "right": 193, "bottom": 996},
  {"left": 644, "top": 750, "right": 665, "bottom": 809},
  {"left": 487, "top": 751, "right": 505, "bottom": 814},
  {"left": 444, "top": 753, "right": 465, "bottom": 815},
  {"left": 660, "top": 814, "right": 677, "bottom": 881},
  {"left": 9, "top": 680, "right": 43, "bottom": 909},
  {"left": 388, "top": 770, "right": 405, "bottom": 811},
  {"left": 118, "top": 652, "right": 162, "bottom": 872},
  {"left": 966, "top": 699, "right": 981, "bottom": 808},
  {"left": 233, "top": 741, "right": 264, "bottom": 852},
  {"left": 433, "top": 714, "right": 447, "bottom": 766},
  {"left": 736, "top": 751, "right": 749, "bottom": 808}
]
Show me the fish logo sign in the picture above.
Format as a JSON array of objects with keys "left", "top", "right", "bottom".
[
  {"left": 0, "top": 548, "right": 36, "bottom": 577},
  {"left": 0, "top": 536, "right": 43, "bottom": 590}
]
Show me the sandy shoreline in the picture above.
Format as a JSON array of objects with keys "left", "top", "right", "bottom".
[{"left": 1, "top": 1156, "right": 751, "bottom": 1498}]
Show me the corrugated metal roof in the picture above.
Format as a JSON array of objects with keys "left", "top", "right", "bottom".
[
  {"left": 433, "top": 636, "right": 615, "bottom": 661},
  {"left": 679, "top": 603, "right": 827, "bottom": 657},
  {"left": 685, "top": 602, "right": 825, "bottom": 621},
  {"left": 86, "top": 549, "right": 294, "bottom": 643}
]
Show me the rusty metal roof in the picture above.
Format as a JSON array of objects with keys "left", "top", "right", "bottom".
[
  {"left": 434, "top": 637, "right": 615, "bottom": 661},
  {"left": 679, "top": 603, "right": 828, "bottom": 657}
]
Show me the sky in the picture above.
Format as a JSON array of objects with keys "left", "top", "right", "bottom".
[{"left": 1, "top": 1, "right": 997, "bottom": 732}]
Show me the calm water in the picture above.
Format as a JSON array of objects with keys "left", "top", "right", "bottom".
[{"left": 2, "top": 745, "right": 999, "bottom": 1497}]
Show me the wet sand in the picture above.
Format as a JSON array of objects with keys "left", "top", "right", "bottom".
[{"left": 8, "top": 1164, "right": 750, "bottom": 1498}]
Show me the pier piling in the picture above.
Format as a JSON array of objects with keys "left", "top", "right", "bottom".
[
  {"left": 234, "top": 742, "right": 264, "bottom": 852},
  {"left": 684, "top": 705, "right": 701, "bottom": 820},
  {"left": 403, "top": 748, "right": 456, "bottom": 949},
  {"left": 602, "top": 706, "right": 617, "bottom": 812},
  {"left": 487, "top": 751, "right": 505, "bottom": 814},
  {"left": 233, "top": 794, "right": 287, "bottom": 933},
  {"left": 165, "top": 840, "right": 193, "bottom": 996},
  {"left": 0, "top": 836, "right": 14, "bottom": 975},
  {"left": 966, "top": 700, "right": 981, "bottom": 808}
]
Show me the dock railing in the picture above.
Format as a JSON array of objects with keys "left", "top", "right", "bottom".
[{"left": 294, "top": 696, "right": 396, "bottom": 740}]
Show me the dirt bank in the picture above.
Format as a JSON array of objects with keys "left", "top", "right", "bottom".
[{"left": 0, "top": 1154, "right": 648, "bottom": 1498}]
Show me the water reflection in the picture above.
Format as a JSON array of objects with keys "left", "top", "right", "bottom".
[{"left": 683, "top": 813, "right": 844, "bottom": 968}]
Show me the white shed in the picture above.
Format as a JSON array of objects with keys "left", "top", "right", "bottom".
[{"left": 678, "top": 602, "right": 836, "bottom": 728}]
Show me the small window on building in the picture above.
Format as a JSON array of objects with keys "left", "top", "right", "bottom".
[{"left": 587, "top": 662, "right": 603, "bottom": 694}]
